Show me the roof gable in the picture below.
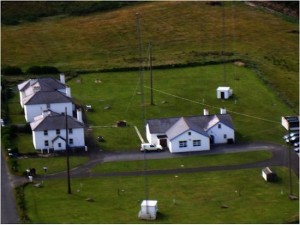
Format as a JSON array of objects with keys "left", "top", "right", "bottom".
[
  {"left": 147, "top": 114, "right": 234, "bottom": 137},
  {"left": 23, "top": 90, "right": 72, "bottom": 105},
  {"left": 166, "top": 117, "right": 189, "bottom": 140},
  {"left": 18, "top": 78, "right": 66, "bottom": 92},
  {"left": 31, "top": 111, "right": 84, "bottom": 131}
]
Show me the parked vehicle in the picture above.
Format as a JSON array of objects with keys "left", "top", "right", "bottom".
[
  {"left": 289, "top": 135, "right": 299, "bottom": 144},
  {"left": 140, "top": 143, "right": 163, "bottom": 152},
  {"left": 283, "top": 132, "right": 299, "bottom": 141}
]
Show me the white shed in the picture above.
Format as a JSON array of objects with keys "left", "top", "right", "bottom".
[
  {"left": 216, "top": 86, "right": 233, "bottom": 99},
  {"left": 138, "top": 200, "right": 158, "bottom": 220}
]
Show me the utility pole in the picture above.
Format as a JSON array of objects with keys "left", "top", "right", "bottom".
[
  {"left": 149, "top": 42, "right": 154, "bottom": 106},
  {"left": 136, "top": 12, "right": 149, "bottom": 213},
  {"left": 222, "top": 4, "right": 227, "bottom": 85},
  {"left": 65, "top": 107, "right": 71, "bottom": 194}
]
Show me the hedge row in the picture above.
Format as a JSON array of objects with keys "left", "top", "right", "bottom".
[{"left": 1, "top": 65, "right": 60, "bottom": 76}]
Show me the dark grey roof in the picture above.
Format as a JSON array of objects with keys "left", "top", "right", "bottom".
[
  {"left": 18, "top": 78, "right": 66, "bottom": 92},
  {"left": 31, "top": 111, "right": 84, "bottom": 131},
  {"left": 147, "top": 114, "right": 234, "bottom": 136},
  {"left": 147, "top": 117, "right": 180, "bottom": 133},
  {"left": 23, "top": 91, "right": 72, "bottom": 105}
]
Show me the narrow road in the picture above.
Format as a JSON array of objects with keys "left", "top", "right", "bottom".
[
  {"left": 1, "top": 150, "right": 19, "bottom": 224},
  {"left": 44, "top": 142, "right": 299, "bottom": 179},
  {"left": 2, "top": 142, "right": 299, "bottom": 223}
]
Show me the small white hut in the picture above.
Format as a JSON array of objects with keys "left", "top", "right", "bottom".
[
  {"left": 138, "top": 200, "right": 158, "bottom": 220},
  {"left": 217, "top": 86, "right": 233, "bottom": 99}
]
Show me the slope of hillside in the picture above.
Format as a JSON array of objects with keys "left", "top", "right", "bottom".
[{"left": 1, "top": 1, "right": 298, "bottom": 110}]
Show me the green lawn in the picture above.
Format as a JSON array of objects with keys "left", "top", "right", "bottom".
[
  {"left": 68, "top": 64, "right": 293, "bottom": 151},
  {"left": 92, "top": 150, "right": 272, "bottom": 173},
  {"left": 18, "top": 156, "right": 89, "bottom": 175},
  {"left": 2, "top": 1, "right": 298, "bottom": 111},
  {"left": 24, "top": 167, "right": 299, "bottom": 223}
]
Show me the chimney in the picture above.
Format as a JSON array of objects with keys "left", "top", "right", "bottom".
[
  {"left": 60, "top": 73, "right": 65, "bottom": 84},
  {"left": 66, "top": 87, "right": 71, "bottom": 97},
  {"left": 42, "top": 110, "right": 49, "bottom": 118},
  {"left": 77, "top": 108, "right": 83, "bottom": 123},
  {"left": 220, "top": 107, "right": 227, "bottom": 114},
  {"left": 203, "top": 108, "right": 209, "bottom": 116}
]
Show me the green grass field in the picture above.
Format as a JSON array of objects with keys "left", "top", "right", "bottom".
[
  {"left": 24, "top": 167, "right": 299, "bottom": 223},
  {"left": 1, "top": 1, "right": 298, "bottom": 110},
  {"left": 17, "top": 156, "right": 89, "bottom": 175},
  {"left": 67, "top": 64, "right": 293, "bottom": 151},
  {"left": 92, "top": 150, "right": 272, "bottom": 173}
]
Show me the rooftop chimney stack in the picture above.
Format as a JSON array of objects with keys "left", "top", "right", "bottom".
[
  {"left": 66, "top": 86, "right": 71, "bottom": 97},
  {"left": 220, "top": 107, "right": 227, "bottom": 114},
  {"left": 77, "top": 108, "right": 83, "bottom": 123},
  {"left": 203, "top": 108, "right": 209, "bottom": 116},
  {"left": 42, "top": 110, "right": 49, "bottom": 118},
  {"left": 60, "top": 73, "right": 65, "bottom": 84}
]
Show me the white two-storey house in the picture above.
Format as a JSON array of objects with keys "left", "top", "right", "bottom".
[{"left": 30, "top": 110, "right": 85, "bottom": 152}]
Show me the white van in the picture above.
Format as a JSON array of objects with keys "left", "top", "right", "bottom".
[{"left": 140, "top": 143, "right": 163, "bottom": 152}]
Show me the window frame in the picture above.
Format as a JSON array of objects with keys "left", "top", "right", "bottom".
[
  {"left": 179, "top": 141, "right": 187, "bottom": 148},
  {"left": 193, "top": 140, "right": 201, "bottom": 146}
]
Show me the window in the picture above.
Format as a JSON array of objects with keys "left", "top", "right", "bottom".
[
  {"left": 69, "top": 139, "right": 73, "bottom": 145},
  {"left": 224, "top": 134, "right": 227, "bottom": 139},
  {"left": 193, "top": 140, "right": 201, "bottom": 146},
  {"left": 58, "top": 143, "right": 61, "bottom": 148},
  {"left": 44, "top": 130, "right": 48, "bottom": 136},
  {"left": 56, "top": 129, "right": 60, "bottom": 135},
  {"left": 44, "top": 140, "right": 49, "bottom": 146},
  {"left": 179, "top": 141, "right": 187, "bottom": 148},
  {"left": 69, "top": 128, "right": 73, "bottom": 134},
  {"left": 188, "top": 132, "right": 191, "bottom": 136},
  {"left": 218, "top": 124, "right": 222, "bottom": 129}
]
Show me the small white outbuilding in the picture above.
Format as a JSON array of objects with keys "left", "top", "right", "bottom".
[
  {"left": 138, "top": 200, "right": 158, "bottom": 220},
  {"left": 217, "top": 86, "right": 233, "bottom": 99}
]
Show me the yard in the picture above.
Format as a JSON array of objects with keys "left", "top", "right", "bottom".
[
  {"left": 24, "top": 167, "right": 299, "bottom": 223},
  {"left": 67, "top": 64, "right": 293, "bottom": 151}
]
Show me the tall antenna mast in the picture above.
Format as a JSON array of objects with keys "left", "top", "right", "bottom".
[
  {"left": 149, "top": 42, "right": 154, "bottom": 106},
  {"left": 136, "top": 12, "right": 149, "bottom": 207},
  {"left": 222, "top": 3, "right": 227, "bottom": 85},
  {"left": 65, "top": 107, "right": 71, "bottom": 194}
]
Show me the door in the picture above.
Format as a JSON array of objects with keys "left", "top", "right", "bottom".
[
  {"left": 210, "top": 135, "right": 215, "bottom": 144},
  {"left": 159, "top": 138, "right": 168, "bottom": 148},
  {"left": 221, "top": 92, "right": 225, "bottom": 99}
]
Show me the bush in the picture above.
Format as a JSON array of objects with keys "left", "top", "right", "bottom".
[
  {"left": 26, "top": 66, "right": 60, "bottom": 75},
  {"left": 1, "top": 66, "right": 23, "bottom": 75}
]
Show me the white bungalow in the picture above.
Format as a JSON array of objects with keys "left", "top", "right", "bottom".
[
  {"left": 30, "top": 109, "right": 85, "bottom": 152},
  {"left": 146, "top": 108, "right": 235, "bottom": 153}
]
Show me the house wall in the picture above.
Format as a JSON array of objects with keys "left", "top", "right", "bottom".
[
  {"left": 146, "top": 124, "right": 165, "bottom": 145},
  {"left": 19, "top": 92, "right": 25, "bottom": 108},
  {"left": 32, "top": 128, "right": 85, "bottom": 151},
  {"left": 24, "top": 102, "right": 73, "bottom": 122},
  {"left": 169, "top": 130, "right": 210, "bottom": 153},
  {"left": 206, "top": 122, "right": 235, "bottom": 144}
]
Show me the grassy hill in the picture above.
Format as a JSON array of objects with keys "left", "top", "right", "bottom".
[{"left": 1, "top": 1, "right": 299, "bottom": 111}]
